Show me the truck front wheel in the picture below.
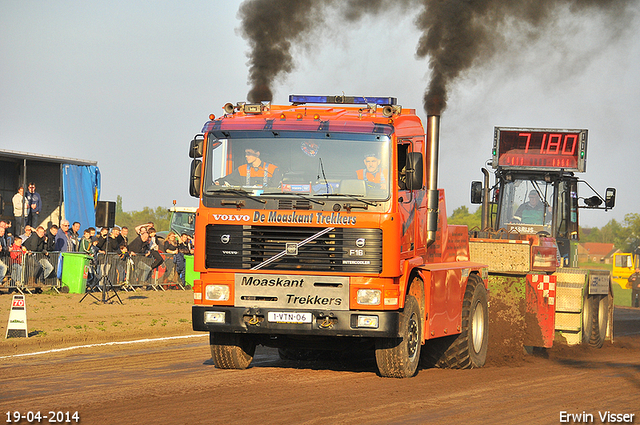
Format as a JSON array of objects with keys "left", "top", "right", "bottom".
[
  {"left": 210, "top": 332, "right": 256, "bottom": 369},
  {"left": 375, "top": 294, "right": 422, "bottom": 378}
]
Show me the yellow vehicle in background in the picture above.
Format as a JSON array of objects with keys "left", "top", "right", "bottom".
[{"left": 612, "top": 252, "right": 639, "bottom": 307}]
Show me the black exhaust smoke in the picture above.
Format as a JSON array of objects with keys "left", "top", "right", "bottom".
[{"left": 238, "top": 0, "right": 634, "bottom": 115}]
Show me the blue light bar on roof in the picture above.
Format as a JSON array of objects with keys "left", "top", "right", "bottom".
[{"left": 289, "top": 95, "right": 397, "bottom": 106}]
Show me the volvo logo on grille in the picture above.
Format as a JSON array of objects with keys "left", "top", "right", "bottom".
[
  {"left": 286, "top": 243, "right": 298, "bottom": 255},
  {"left": 221, "top": 234, "right": 231, "bottom": 244},
  {"left": 355, "top": 238, "right": 366, "bottom": 248}
]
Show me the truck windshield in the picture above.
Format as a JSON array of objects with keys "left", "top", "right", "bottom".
[
  {"left": 498, "top": 179, "right": 554, "bottom": 235},
  {"left": 171, "top": 211, "right": 195, "bottom": 236},
  {"left": 203, "top": 133, "right": 392, "bottom": 200}
]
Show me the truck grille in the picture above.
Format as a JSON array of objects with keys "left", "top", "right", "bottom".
[{"left": 205, "top": 225, "right": 382, "bottom": 273}]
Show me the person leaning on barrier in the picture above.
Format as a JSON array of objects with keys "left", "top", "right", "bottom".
[
  {"left": 69, "top": 222, "right": 81, "bottom": 251},
  {"left": 107, "top": 226, "right": 121, "bottom": 252},
  {"left": 160, "top": 232, "right": 178, "bottom": 282},
  {"left": 128, "top": 231, "right": 153, "bottom": 285},
  {"left": 0, "top": 226, "right": 10, "bottom": 284},
  {"left": 79, "top": 229, "right": 92, "bottom": 255},
  {"left": 45, "top": 225, "right": 58, "bottom": 252},
  {"left": 178, "top": 233, "right": 194, "bottom": 254},
  {"left": 23, "top": 226, "right": 54, "bottom": 285},
  {"left": 116, "top": 226, "right": 128, "bottom": 246},
  {"left": 10, "top": 237, "right": 26, "bottom": 284},
  {"left": 115, "top": 242, "right": 129, "bottom": 283},
  {"left": 55, "top": 220, "right": 74, "bottom": 253},
  {"left": 174, "top": 244, "right": 190, "bottom": 287},
  {"left": 96, "top": 227, "right": 109, "bottom": 253},
  {"left": 146, "top": 227, "right": 164, "bottom": 271}
]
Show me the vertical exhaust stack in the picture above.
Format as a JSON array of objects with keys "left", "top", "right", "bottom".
[{"left": 426, "top": 115, "right": 440, "bottom": 247}]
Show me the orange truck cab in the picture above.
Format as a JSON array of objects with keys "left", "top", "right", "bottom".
[{"left": 189, "top": 95, "right": 488, "bottom": 378}]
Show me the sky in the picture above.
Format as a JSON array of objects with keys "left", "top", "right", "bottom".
[{"left": 1, "top": 1, "right": 639, "bottom": 228}]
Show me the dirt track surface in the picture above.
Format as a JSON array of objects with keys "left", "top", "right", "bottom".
[{"left": 1, "top": 293, "right": 639, "bottom": 425}]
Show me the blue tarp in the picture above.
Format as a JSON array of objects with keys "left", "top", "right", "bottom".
[{"left": 62, "top": 164, "right": 101, "bottom": 228}]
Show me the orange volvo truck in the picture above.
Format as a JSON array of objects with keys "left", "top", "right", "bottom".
[{"left": 189, "top": 95, "right": 488, "bottom": 378}]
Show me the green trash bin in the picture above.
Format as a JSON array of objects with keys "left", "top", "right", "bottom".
[
  {"left": 61, "top": 252, "right": 91, "bottom": 294},
  {"left": 185, "top": 255, "right": 200, "bottom": 289}
]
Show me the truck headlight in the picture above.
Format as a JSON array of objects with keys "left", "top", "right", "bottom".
[
  {"left": 357, "top": 289, "right": 381, "bottom": 305},
  {"left": 205, "top": 285, "right": 230, "bottom": 301}
]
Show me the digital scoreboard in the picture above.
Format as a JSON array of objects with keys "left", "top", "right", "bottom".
[{"left": 492, "top": 127, "right": 588, "bottom": 172}]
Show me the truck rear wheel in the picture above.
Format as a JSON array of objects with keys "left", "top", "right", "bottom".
[
  {"left": 424, "top": 275, "right": 488, "bottom": 369},
  {"left": 584, "top": 293, "right": 609, "bottom": 348},
  {"left": 375, "top": 294, "right": 422, "bottom": 378},
  {"left": 210, "top": 332, "right": 256, "bottom": 369}
]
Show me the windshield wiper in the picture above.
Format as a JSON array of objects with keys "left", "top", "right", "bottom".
[
  {"left": 272, "top": 192, "right": 325, "bottom": 205},
  {"left": 315, "top": 193, "right": 378, "bottom": 206},
  {"left": 211, "top": 188, "right": 266, "bottom": 204}
]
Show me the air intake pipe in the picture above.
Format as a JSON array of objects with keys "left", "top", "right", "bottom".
[{"left": 426, "top": 115, "right": 440, "bottom": 247}]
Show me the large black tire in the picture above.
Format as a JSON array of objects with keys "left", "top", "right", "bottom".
[
  {"left": 375, "top": 294, "right": 422, "bottom": 378},
  {"left": 210, "top": 332, "right": 256, "bottom": 369},
  {"left": 584, "top": 293, "right": 609, "bottom": 348},
  {"left": 424, "top": 275, "right": 488, "bottom": 369}
]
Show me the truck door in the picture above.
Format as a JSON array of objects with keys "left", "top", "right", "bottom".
[
  {"left": 554, "top": 178, "right": 578, "bottom": 267},
  {"left": 398, "top": 141, "right": 415, "bottom": 256}
]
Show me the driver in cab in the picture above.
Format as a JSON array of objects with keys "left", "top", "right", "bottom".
[
  {"left": 513, "top": 190, "right": 551, "bottom": 225},
  {"left": 216, "top": 148, "right": 282, "bottom": 188},
  {"left": 356, "top": 152, "right": 387, "bottom": 190}
]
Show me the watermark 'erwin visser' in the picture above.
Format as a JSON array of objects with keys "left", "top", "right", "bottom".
[{"left": 560, "top": 411, "right": 635, "bottom": 423}]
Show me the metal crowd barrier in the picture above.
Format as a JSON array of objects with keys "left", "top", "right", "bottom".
[
  {"left": 1, "top": 250, "right": 186, "bottom": 294},
  {"left": 113, "top": 251, "right": 185, "bottom": 291},
  {"left": 1, "top": 251, "right": 61, "bottom": 294}
]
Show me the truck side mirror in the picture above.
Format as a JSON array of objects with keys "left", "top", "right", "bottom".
[
  {"left": 605, "top": 187, "right": 616, "bottom": 209},
  {"left": 189, "top": 159, "right": 202, "bottom": 197},
  {"left": 471, "top": 181, "right": 483, "bottom": 204},
  {"left": 189, "top": 134, "right": 205, "bottom": 159},
  {"left": 405, "top": 152, "right": 423, "bottom": 190}
]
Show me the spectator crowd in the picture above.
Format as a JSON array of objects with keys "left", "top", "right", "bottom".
[{"left": 0, "top": 216, "right": 194, "bottom": 292}]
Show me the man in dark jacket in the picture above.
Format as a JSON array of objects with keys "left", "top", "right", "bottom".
[
  {"left": 45, "top": 225, "right": 58, "bottom": 252},
  {"left": 25, "top": 183, "right": 42, "bottom": 227},
  {"left": 128, "top": 231, "right": 152, "bottom": 285},
  {"left": 0, "top": 226, "right": 9, "bottom": 283},
  {"left": 23, "top": 226, "right": 54, "bottom": 284}
]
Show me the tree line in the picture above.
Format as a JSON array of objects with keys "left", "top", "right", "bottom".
[{"left": 114, "top": 195, "right": 170, "bottom": 232}]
